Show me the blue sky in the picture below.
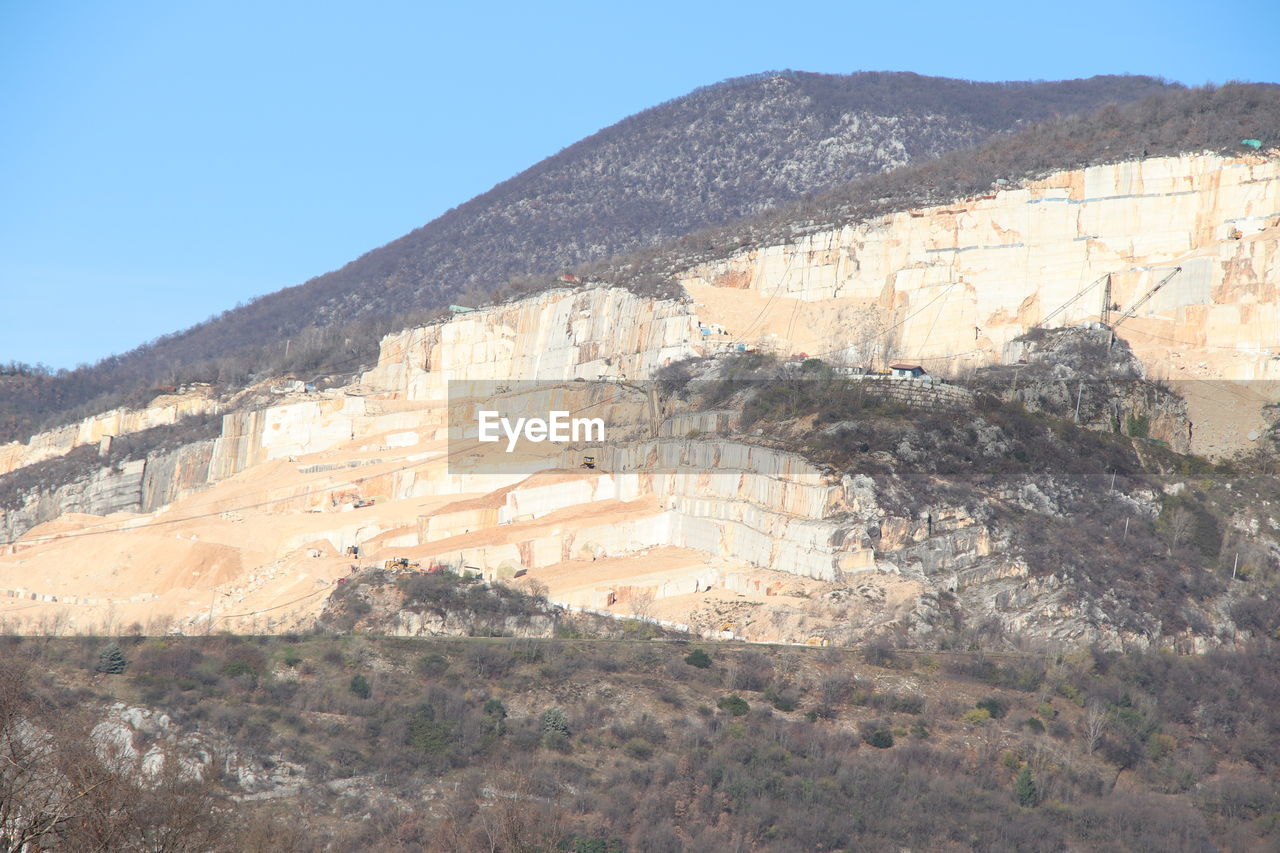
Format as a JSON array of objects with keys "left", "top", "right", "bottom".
[{"left": 2, "top": 1, "right": 1277, "bottom": 369}]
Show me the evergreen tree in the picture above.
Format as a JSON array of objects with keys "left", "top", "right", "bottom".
[
  {"left": 408, "top": 703, "right": 454, "bottom": 755},
  {"left": 95, "top": 643, "right": 128, "bottom": 674},
  {"left": 482, "top": 698, "right": 508, "bottom": 737},
  {"left": 1014, "top": 765, "right": 1039, "bottom": 807},
  {"left": 541, "top": 706, "right": 571, "bottom": 751},
  {"left": 865, "top": 728, "right": 895, "bottom": 749},
  {"left": 541, "top": 707, "right": 570, "bottom": 738},
  {"left": 349, "top": 673, "right": 371, "bottom": 699},
  {"left": 684, "top": 648, "right": 712, "bottom": 668}
]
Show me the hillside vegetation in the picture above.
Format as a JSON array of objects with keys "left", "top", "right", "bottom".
[
  {"left": 1, "top": 73, "right": 1174, "bottom": 444},
  {"left": 9, "top": 632, "right": 1280, "bottom": 851}
]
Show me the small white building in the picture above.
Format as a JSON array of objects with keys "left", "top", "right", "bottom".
[{"left": 888, "top": 362, "right": 928, "bottom": 380}]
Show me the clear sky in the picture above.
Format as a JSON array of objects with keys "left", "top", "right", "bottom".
[{"left": 2, "top": 1, "right": 1277, "bottom": 369}]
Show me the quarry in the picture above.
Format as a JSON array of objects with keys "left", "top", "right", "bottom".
[
  {"left": 2, "top": 151, "right": 1278, "bottom": 649},
  {"left": 7, "top": 62, "right": 1280, "bottom": 850}
]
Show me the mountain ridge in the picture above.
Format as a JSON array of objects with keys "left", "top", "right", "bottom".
[{"left": 0, "top": 71, "right": 1175, "bottom": 442}]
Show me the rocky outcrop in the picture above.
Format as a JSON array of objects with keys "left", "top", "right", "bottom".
[
  {"left": 1, "top": 440, "right": 217, "bottom": 546},
  {"left": 92, "top": 702, "right": 307, "bottom": 796},
  {"left": 987, "top": 327, "right": 1194, "bottom": 451},
  {"left": 0, "top": 393, "right": 220, "bottom": 477},
  {"left": 2, "top": 460, "right": 148, "bottom": 545}
]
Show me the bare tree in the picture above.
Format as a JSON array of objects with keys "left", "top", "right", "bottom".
[
  {"left": 522, "top": 579, "right": 549, "bottom": 601},
  {"left": 1166, "top": 506, "right": 1194, "bottom": 552},
  {"left": 0, "top": 657, "right": 100, "bottom": 852},
  {"left": 475, "top": 767, "right": 570, "bottom": 853},
  {"left": 628, "top": 589, "right": 657, "bottom": 622},
  {"left": 1082, "top": 700, "right": 1112, "bottom": 754}
]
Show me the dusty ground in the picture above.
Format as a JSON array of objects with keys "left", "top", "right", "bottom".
[
  {"left": 1157, "top": 375, "right": 1279, "bottom": 457},
  {"left": 0, "top": 405, "right": 470, "bottom": 634}
]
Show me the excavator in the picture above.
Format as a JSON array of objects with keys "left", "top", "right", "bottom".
[{"left": 383, "top": 557, "right": 422, "bottom": 571}]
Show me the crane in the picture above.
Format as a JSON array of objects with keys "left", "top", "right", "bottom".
[
  {"left": 1037, "top": 273, "right": 1111, "bottom": 329},
  {"left": 1108, "top": 266, "right": 1181, "bottom": 348},
  {"left": 1034, "top": 265, "right": 1182, "bottom": 342},
  {"left": 1110, "top": 267, "right": 1182, "bottom": 328}
]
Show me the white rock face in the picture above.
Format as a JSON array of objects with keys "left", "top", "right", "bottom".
[
  {"left": 92, "top": 704, "right": 194, "bottom": 780},
  {"left": 0, "top": 394, "right": 219, "bottom": 477},
  {"left": 678, "top": 153, "right": 1280, "bottom": 379},
  {"left": 416, "top": 440, "right": 877, "bottom": 583},
  {"left": 5, "top": 153, "right": 1275, "bottom": 489},
  {"left": 87, "top": 702, "right": 307, "bottom": 792},
  {"left": 361, "top": 287, "right": 705, "bottom": 399}
]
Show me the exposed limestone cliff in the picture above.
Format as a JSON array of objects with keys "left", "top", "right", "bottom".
[
  {"left": 678, "top": 153, "right": 1280, "bottom": 381},
  {"left": 0, "top": 441, "right": 218, "bottom": 546},
  {"left": 0, "top": 392, "right": 219, "bottom": 478},
  {"left": 9, "top": 152, "right": 1274, "bottom": 503},
  {"left": 361, "top": 287, "right": 703, "bottom": 399},
  {"left": 410, "top": 440, "right": 877, "bottom": 588}
]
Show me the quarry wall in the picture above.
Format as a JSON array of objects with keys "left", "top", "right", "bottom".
[
  {"left": 1, "top": 440, "right": 218, "bottom": 546},
  {"left": 360, "top": 287, "right": 705, "bottom": 399},
  {"left": 678, "top": 153, "right": 1280, "bottom": 379},
  {"left": 413, "top": 439, "right": 878, "bottom": 584}
]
